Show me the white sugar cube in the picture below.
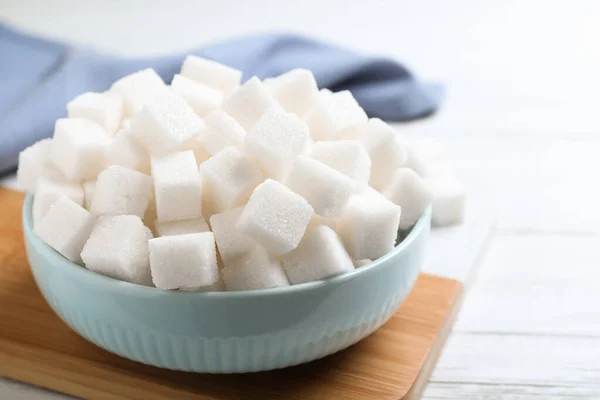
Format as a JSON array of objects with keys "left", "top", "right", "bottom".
[
  {"left": 319, "top": 88, "right": 333, "bottom": 98},
  {"left": 304, "top": 90, "right": 367, "bottom": 141},
  {"left": 49, "top": 118, "right": 110, "bottom": 181},
  {"left": 154, "top": 217, "right": 210, "bottom": 237},
  {"left": 180, "top": 276, "right": 224, "bottom": 292},
  {"left": 152, "top": 151, "right": 203, "bottom": 222},
  {"left": 336, "top": 191, "right": 401, "bottom": 260},
  {"left": 222, "top": 77, "right": 282, "bottom": 131},
  {"left": 310, "top": 140, "right": 371, "bottom": 185},
  {"left": 107, "top": 129, "right": 150, "bottom": 174},
  {"left": 355, "top": 119, "right": 408, "bottom": 190},
  {"left": 171, "top": 74, "right": 223, "bottom": 116},
  {"left": 82, "top": 180, "right": 96, "bottom": 210},
  {"left": 353, "top": 259, "right": 372, "bottom": 268},
  {"left": 198, "top": 111, "right": 246, "bottom": 156},
  {"left": 200, "top": 147, "right": 263, "bottom": 213},
  {"left": 382, "top": 168, "right": 433, "bottom": 230},
  {"left": 32, "top": 177, "right": 84, "bottom": 227},
  {"left": 267, "top": 69, "right": 318, "bottom": 118},
  {"left": 281, "top": 225, "right": 353, "bottom": 285},
  {"left": 428, "top": 177, "right": 467, "bottom": 227},
  {"left": 245, "top": 109, "right": 310, "bottom": 180},
  {"left": 307, "top": 213, "right": 337, "bottom": 231},
  {"left": 237, "top": 179, "right": 313, "bottom": 255},
  {"left": 67, "top": 92, "right": 124, "bottom": 136},
  {"left": 222, "top": 247, "right": 289, "bottom": 291},
  {"left": 406, "top": 139, "right": 454, "bottom": 179},
  {"left": 285, "top": 156, "right": 354, "bottom": 218},
  {"left": 91, "top": 166, "right": 152, "bottom": 218},
  {"left": 180, "top": 56, "right": 242, "bottom": 96},
  {"left": 34, "top": 196, "right": 96, "bottom": 264},
  {"left": 149, "top": 232, "right": 218, "bottom": 290},
  {"left": 17, "top": 139, "right": 65, "bottom": 193},
  {"left": 209, "top": 207, "right": 255, "bottom": 264},
  {"left": 81, "top": 215, "right": 152, "bottom": 285},
  {"left": 110, "top": 68, "right": 167, "bottom": 117},
  {"left": 179, "top": 137, "right": 211, "bottom": 167},
  {"left": 143, "top": 194, "right": 158, "bottom": 234},
  {"left": 129, "top": 90, "right": 204, "bottom": 155}
]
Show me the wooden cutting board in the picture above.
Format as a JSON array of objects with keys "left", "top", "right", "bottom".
[{"left": 0, "top": 188, "right": 463, "bottom": 400}]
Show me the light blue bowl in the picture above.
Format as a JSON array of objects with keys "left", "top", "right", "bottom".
[{"left": 23, "top": 195, "right": 431, "bottom": 373}]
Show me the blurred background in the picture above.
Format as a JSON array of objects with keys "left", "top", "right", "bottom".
[{"left": 2, "top": 1, "right": 600, "bottom": 398}]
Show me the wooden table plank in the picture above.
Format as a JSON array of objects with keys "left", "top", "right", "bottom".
[{"left": 455, "top": 234, "right": 600, "bottom": 336}]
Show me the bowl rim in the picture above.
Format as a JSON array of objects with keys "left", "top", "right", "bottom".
[{"left": 23, "top": 195, "right": 431, "bottom": 299}]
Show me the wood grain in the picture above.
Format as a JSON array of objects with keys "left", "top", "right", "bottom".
[{"left": 0, "top": 188, "right": 462, "bottom": 400}]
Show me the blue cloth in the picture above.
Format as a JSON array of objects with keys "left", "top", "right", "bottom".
[{"left": 0, "top": 24, "right": 443, "bottom": 175}]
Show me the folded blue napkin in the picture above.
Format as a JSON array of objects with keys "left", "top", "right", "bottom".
[{"left": 0, "top": 24, "right": 443, "bottom": 175}]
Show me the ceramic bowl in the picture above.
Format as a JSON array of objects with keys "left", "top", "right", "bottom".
[{"left": 23, "top": 195, "right": 431, "bottom": 373}]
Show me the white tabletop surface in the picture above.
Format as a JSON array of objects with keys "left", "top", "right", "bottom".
[{"left": 2, "top": 1, "right": 600, "bottom": 398}]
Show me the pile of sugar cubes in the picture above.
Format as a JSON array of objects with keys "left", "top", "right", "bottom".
[{"left": 18, "top": 56, "right": 466, "bottom": 292}]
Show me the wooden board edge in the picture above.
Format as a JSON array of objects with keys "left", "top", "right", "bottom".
[{"left": 403, "top": 279, "right": 465, "bottom": 400}]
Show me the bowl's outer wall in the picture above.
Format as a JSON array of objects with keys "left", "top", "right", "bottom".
[{"left": 23, "top": 195, "right": 431, "bottom": 372}]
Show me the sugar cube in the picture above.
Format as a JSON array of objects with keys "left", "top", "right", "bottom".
[
  {"left": 382, "top": 168, "right": 433, "bottom": 230},
  {"left": 309, "top": 140, "right": 371, "bottom": 185},
  {"left": 336, "top": 191, "right": 401, "bottom": 260},
  {"left": 355, "top": 118, "right": 408, "bottom": 190},
  {"left": 171, "top": 74, "right": 223, "bottom": 116},
  {"left": 67, "top": 92, "right": 124, "bottom": 136},
  {"left": 82, "top": 180, "right": 96, "bottom": 210},
  {"left": 406, "top": 139, "right": 454, "bottom": 179},
  {"left": 222, "top": 247, "right": 289, "bottom": 291},
  {"left": 179, "top": 137, "right": 211, "bottom": 167},
  {"left": 222, "top": 77, "right": 282, "bottom": 131},
  {"left": 129, "top": 90, "right": 204, "bottom": 155},
  {"left": 91, "top": 166, "right": 152, "bottom": 218},
  {"left": 110, "top": 68, "right": 167, "bottom": 117},
  {"left": 428, "top": 177, "right": 467, "bottom": 227},
  {"left": 281, "top": 225, "right": 353, "bottom": 285},
  {"left": 267, "top": 69, "right": 318, "bottom": 118},
  {"left": 143, "top": 194, "right": 158, "bottom": 234},
  {"left": 154, "top": 217, "right": 210, "bottom": 237},
  {"left": 200, "top": 147, "right": 263, "bottom": 213},
  {"left": 34, "top": 196, "right": 96, "bottom": 264},
  {"left": 180, "top": 56, "right": 242, "bottom": 96},
  {"left": 81, "top": 215, "right": 152, "bottom": 285},
  {"left": 307, "top": 213, "right": 337, "bottom": 231},
  {"left": 304, "top": 90, "right": 367, "bottom": 141},
  {"left": 209, "top": 207, "right": 255, "bottom": 264},
  {"left": 285, "top": 156, "right": 354, "bottom": 218},
  {"left": 152, "top": 151, "right": 203, "bottom": 222},
  {"left": 198, "top": 111, "right": 246, "bottom": 155},
  {"left": 49, "top": 118, "right": 110, "bottom": 181},
  {"left": 107, "top": 129, "right": 150, "bottom": 174},
  {"left": 17, "top": 139, "right": 65, "bottom": 193},
  {"left": 149, "top": 232, "right": 218, "bottom": 290},
  {"left": 180, "top": 276, "right": 224, "bottom": 292},
  {"left": 244, "top": 108, "right": 310, "bottom": 180},
  {"left": 353, "top": 259, "right": 372, "bottom": 268},
  {"left": 32, "top": 177, "right": 84, "bottom": 227},
  {"left": 319, "top": 88, "right": 333, "bottom": 98},
  {"left": 237, "top": 179, "right": 313, "bottom": 255}
]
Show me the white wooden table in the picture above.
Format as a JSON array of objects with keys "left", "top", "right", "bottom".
[{"left": 2, "top": 1, "right": 600, "bottom": 398}]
